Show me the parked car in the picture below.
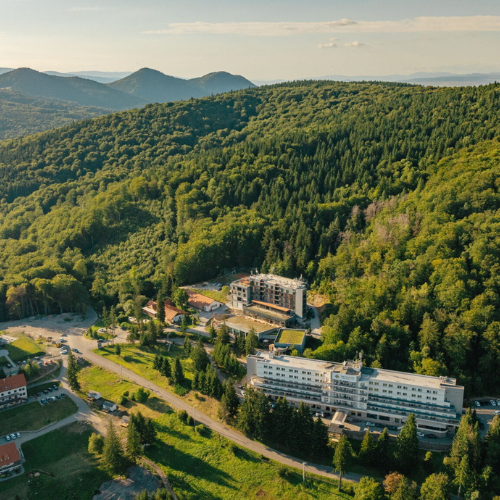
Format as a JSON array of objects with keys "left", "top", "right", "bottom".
[
  {"left": 52, "top": 385, "right": 58, "bottom": 390},
  {"left": 5, "top": 435, "right": 11, "bottom": 442},
  {"left": 72, "top": 348, "right": 80, "bottom": 354},
  {"left": 427, "top": 434, "right": 437, "bottom": 439},
  {"left": 36, "top": 392, "right": 42, "bottom": 398},
  {"left": 474, "top": 401, "right": 481, "bottom": 407},
  {"left": 9, "top": 434, "right": 16, "bottom": 440},
  {"left": 60, "top": 393, "right": 66, "bottom": 398},
  {"left": 41, "top": 399, "right": 47, "bottom": 404},
  {"left": 494, "top": 410, "right": 500, "bottom": 415},
  {"left": 490, "top": 400, "right": 496, "bottom": 406},
  {"left": 323, "top": 412, "right": 331, "bottom": 418},
  {"left": 315, "top": 412, "right": 325, "bottom": 418},
  {"left": 417, "top": 432, "right": 425, "bottom": 437},
  {"left": 15, "top": 432, "right": 20, "bottom": 438}
]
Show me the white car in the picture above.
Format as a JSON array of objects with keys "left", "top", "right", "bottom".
[
  {"left": 417, "top": 431, "right": 425, "bottom": 438},
  {"left": 474, "top": 401, "right": 481, "bottom": 407},
  {"left": 490, "top": 400, "right": 496, "bottom": 406},
  {"left": 494, "top": 410, "right": 500, "bottom": 415}
]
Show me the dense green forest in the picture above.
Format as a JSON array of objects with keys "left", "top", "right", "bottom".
[
  {"left": 1, "top": 80, "right": 500, "bottom": 395},
  {"left": 0, "top": 89, "right": 109, "bottom": 140}
]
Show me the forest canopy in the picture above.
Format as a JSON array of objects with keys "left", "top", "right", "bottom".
[{"left": 1, "top": 80, "right": 500, "bottom": 394}]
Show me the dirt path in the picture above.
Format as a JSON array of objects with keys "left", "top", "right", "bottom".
[{"left": 141, "top": 457, "right": 178, "bottom": 500}]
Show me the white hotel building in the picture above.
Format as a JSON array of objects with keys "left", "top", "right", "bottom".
[{"left": 247, "top": 352, "right": 464, "bottom": 436}]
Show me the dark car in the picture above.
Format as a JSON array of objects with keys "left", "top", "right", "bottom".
[
  {"left": 43, "top": 389, "right": 49, "bottom": 394},
  {"left": 426, "top": 434, "right": 437, "bottom": 439},
  {"left": 323, "top": 412, "right": 331, "bottom": 418}
]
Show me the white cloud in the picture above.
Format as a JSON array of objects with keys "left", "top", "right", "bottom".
[
  {"left": 143, "top": 16, "right": 500, "bottom": 37},
  {"left": 318, "top": 37, "right": 339, "bottom": 49},
  {"left": 344, "top": 41, "right": 365, "bottom": 48}
]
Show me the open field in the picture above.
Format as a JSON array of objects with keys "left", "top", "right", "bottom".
[
  {"left": 4, "top": 332, "right": 45, "bottom": 361},
  {"left": 149, "top": 413, "right": 352, "bottom": 500},
  {"left": 0, "top": 398, "right": 78, "bottom": 435},
  {"left": 0, "top": 422, "right": 111, "bottom": 500},
  {"left": 94, "top": 344, "right": 222, "bottom": 420}
]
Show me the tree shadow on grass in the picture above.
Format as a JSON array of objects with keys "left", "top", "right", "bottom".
[
  {"left": 155, "top": 423, "right": 192, "bottom": 442},
  {"left": 146, "top": 397, "right": 173, "bottom": 414},
  {"left": 232, "top": 447, "right": 260, "bottom": 463},
  {"left": 149, "top": 443, "right": 236, "bottom": 491}
]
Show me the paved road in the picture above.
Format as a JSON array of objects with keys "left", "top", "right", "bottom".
[
  {"left": 308, "top": 304, "right": 322, "bottom": 338},
  {"left": 64, "top": 315, "right": 363, "bottom": 484}
]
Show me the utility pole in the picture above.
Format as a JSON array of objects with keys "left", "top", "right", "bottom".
[{"left": 302, "top": 462, "right": 306, "bottom": 482}]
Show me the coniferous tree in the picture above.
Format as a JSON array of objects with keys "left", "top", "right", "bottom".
[
  {"left": 311, "top": 417, "right": 329, "bottom": 457},
  {"left": 485, "top": 415, "right": 500, "bottom": 471},
  {"left": 375, "top": 427, "right": 390, "bottom": 469},
  {"left": 156, "top": 291, "right": 165, "bottom": 325},
  {"left": 126, "top": 421, "right": 142, "bottom": 462},
  {"left": 191, "top": 344, "right": 210, "bottom": 372},
  {"left": 333, "top": 434, "right": 353, "bottom": 492},
  {"left": 160, "top": 357, "right": 171, "bottom": 379},
  {"left": 358, "top": 429, "right": 375, "bottom": 465},
  {"left": 172, "top": 358, "right": 185, "bottom": 385},
  {"left": 217, "top": 323, "right": 230, "bottom": 344},
  {"left": 219, "top": 380, "right": 240, "bottom": 422},
  {"left": 102, "top": 421, "right": 127, "bottom": 474},
  {"left": 184, "top": 336, "right": 192, "bottom": 354},
  {"left": 66, "top": 349, "right": 80, "bottom": 391},
  {"left": 143, "top": 419, "right": 157, "bottom": 446},
  {"left": 270, "top": 397, "right": 294, "bottom": 443},
  {"left": 245, "top": 329, "right": 259, "bottom": 355},
  {"left": 394, "top": 414, "right": 419, "bottom": 474}
]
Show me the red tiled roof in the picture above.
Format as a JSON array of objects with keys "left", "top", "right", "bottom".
[
  {"left": 0, "top": 442, "right": 20, "bottom": 468},
  {"left": 187, "top": 290, "right": 220, "bottom": 309},
  {"left": 251, "top": 300, "right": 291, "bottom": 313},
  {"left": 0, "top": 374, "right": 26, "bottom": 393},
  {"left": 164, "top": 300, "right": 188, "bottom": 321}
]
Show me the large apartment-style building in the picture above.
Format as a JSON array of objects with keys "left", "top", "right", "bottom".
[
  {"left": 247, "top": 352, "right": 464, "bottom": 437},
  {"left": 230, "top": 273, "right": 307, "bottom": 326}
]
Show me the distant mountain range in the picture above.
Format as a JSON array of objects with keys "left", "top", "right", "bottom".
[
  {"left": 255, "top": 71, "right": 500, "bottom": 87},
  {"left": 0, "top": 67, "right": 256, "bottom": 139}
]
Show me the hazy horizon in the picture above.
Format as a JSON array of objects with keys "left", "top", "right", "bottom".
[{"left": 1, "top": 1, "right": 500, "bottom": 81}]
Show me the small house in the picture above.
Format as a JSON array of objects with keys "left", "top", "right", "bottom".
[
  {"left": 142, "top": 299, "right": 188, "bottom": 325},
  {"left": 102, "top": 401, "right": 117, "bottom": 412},
  {"left": 87, "top": 390, "right": 101, "bottom": 400},
  {"left": 0, "top": 442, "right": 23, "bottom": 475},
  {"left": 186, "top": 290, "right": 224, "bottom": 312},
  {"left": 120, "top": 416, "right": 130, "bottom": 427}
]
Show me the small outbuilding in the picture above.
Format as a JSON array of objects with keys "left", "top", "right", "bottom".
[
  {"left": 87, "top": 390, "right": 101, "bottom": 400},
  {"left": 186, "top": 290, "right": 224, "bottom": 312},
  {"left": 102, "top": 401, "right": 117, "bottom": 412}
]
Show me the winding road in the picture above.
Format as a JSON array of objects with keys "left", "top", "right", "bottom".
[{"left": 1, "top": 308, "right": 362, "bottom": 485}]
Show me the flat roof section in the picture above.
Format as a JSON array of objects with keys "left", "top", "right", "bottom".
[
  {"left": 245, "top": 305, "right": 292, "bottom": 322},
  {"left": 251, "top": 300, "right": 291, "bottom": 313},
  {"left": 223, "top": 315, "right": 278, "bottom": 334}
]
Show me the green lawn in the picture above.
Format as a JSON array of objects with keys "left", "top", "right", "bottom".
[
  {"left": 0, "top": 398, "right": 78, "bottom": 435},
  {"left": 149, "top": 413, "right": 353, "bottom": 500},
  {"left": 4, "top": 333, "right": 45, "bottom": 362},
  {"left": 95, "top": 343, "right": 194, "bottom": 389},
  {"left": 78, "top": 365, "right": 141, "bottom": 401},
  {"left": 0, "top": 422, "right": 111, "bottom": 500}
]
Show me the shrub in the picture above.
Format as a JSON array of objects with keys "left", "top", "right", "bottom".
[{"left": 178, "top": 410, "right": 188, "bottom": 423}]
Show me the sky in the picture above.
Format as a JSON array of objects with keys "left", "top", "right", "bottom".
[{"left": 1, "top": 0, "right": 500, "bottom": 80}]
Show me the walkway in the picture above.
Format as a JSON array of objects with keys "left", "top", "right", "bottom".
[{"left": 66, "top": 320, "right": 362, "bottom": 485}]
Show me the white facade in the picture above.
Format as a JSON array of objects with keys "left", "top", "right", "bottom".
[
  {"left": 0, "top": 375, "right": 27, "bottom": 405},
  {"left": 247, "top": 352, "right": 464, "bottom": 435}
]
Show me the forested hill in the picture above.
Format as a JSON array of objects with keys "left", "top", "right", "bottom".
[{"left": 1, "top": 80, "right": 500, "bottom": 394}]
